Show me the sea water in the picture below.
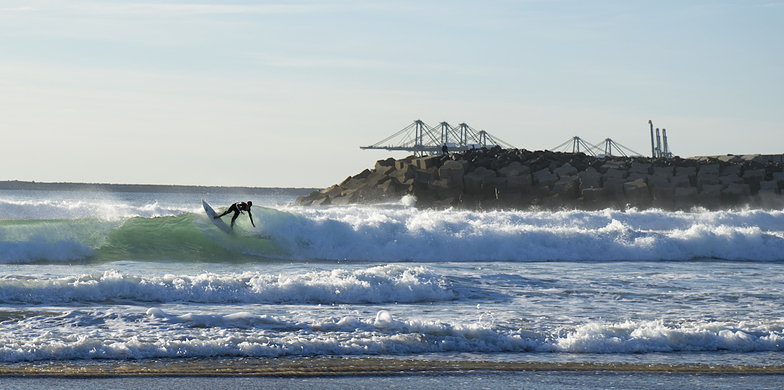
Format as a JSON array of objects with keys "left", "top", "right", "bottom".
[{"left": 1, "top": 189, "right": 783, "bottom": 371}]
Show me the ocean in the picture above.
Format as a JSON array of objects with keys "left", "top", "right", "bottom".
[{"left": 1, "top": 189, "right": 783, "bottom": 385}]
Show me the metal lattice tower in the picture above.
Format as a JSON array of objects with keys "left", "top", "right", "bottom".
[
  {"left": 360, "top": 120, "right": 515, "bottom": 156},
  {"left": 551, "top": 137, "right": 643, "bottom": 157},
  {"left": 550, "top": 136, "right": 599, "bottom": 156}
]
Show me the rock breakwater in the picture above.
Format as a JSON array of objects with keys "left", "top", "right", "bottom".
[{"left": 295, "top": 147, "right": 784, "bottom": 210}]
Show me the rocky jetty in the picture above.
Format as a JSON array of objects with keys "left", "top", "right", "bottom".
[{"left": 295, "top": 147, "right": 784, "bottom": 210}]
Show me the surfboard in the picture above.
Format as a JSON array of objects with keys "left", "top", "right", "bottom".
[{"left": 202, "top": 199, "right": 232, "bottom": 234}]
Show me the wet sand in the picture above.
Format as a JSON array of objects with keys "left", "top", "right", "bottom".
[
  {"left": 1, "top": 372, "right": 783, "bottom": 390},
  {"left": 1, "top": 358, "right": 782, "bottom": 389}
]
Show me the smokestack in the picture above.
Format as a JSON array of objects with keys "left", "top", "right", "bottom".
[
  {"left": 662, "top": 128, "right": 669, "bottom": 157},
  {"left": 655, "top": 128, "right": 662, "bottom": 158},
  {"left": 649, "top": 120, "right": 655, "bottom": 158}
]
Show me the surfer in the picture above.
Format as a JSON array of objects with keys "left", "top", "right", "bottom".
[{"left": 214, "top": 201, "right": 255, "bottom": 229}]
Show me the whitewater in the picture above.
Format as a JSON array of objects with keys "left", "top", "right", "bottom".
[{"left": 1, "top": 189, "right": 784, "bottom": 370}]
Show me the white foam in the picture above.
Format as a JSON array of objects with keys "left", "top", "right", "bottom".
[
  {"left": 1, "top": 309, "right": 782, "bottom": 362},
  {"left": 276, "top": 206, "right": 784, "bottom": 261},
  {"left": 0, "top": 266, "right": 455, "bottom": 304}
]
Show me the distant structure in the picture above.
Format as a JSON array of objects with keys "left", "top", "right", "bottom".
[
  {"left": 360, "top": 120, "right": 515, "bottom": 156},
  {"left": 649, "top": 120, "right": 674, "bottom": 158},
  {"left": 550, "top": 136, "right": 598, "bottom": 156},
  {"left": 550, "top": 137, "right": 642, "bottom": 157}
]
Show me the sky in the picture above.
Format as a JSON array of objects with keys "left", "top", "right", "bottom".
[{"left": 1, "top": 1, "right": 782, "bottom": 188}]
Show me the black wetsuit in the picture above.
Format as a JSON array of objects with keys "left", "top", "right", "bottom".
[{"left": 215, "top": 202, "right": 255, "bottom": 229}]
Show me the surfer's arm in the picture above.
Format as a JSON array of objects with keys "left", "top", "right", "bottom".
[{"left": 248, "top": 210, "right": 255, "bottom": 227}]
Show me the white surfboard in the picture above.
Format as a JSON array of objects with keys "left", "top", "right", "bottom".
[{"left": 202, "top": 199, "right": 232, "bottom": 234}]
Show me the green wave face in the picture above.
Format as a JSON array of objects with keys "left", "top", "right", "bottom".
[{"left": 0, "top": 213, "right": 283, "bottom": 264}]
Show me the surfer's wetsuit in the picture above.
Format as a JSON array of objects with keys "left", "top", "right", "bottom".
[{"left": 215, "top": 201, "right": 255, "bottom": 229}]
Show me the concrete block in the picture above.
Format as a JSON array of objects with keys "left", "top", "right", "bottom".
[
  {"left": 720, "top": 165, "right": 741, "bottom": 177},
  {"left": 676, "top": 166, "right": 697, "bottom": 178},
  {"left": 439, "top": 160, "right": 467, "bottom": 188},
  {"left": 630, "top": 162, "right": 651, "bottom": 174},
  {"left": 627, "top": 173, "right": 650, "bottom": 182},
  {"left": 578, "top": 168, "right": 602, "bottom": 189},
  {"left": 463, "top": 167, "right": 497, "bottom": 195},
  {"left": 743, "top": 169, "right": 765, "bottom": 194},
  {"left": 581, "top": 187, "right": 606, "bottom": 203},
  {"left": 698, "top": 164, "right": 720, "bottom": 176},
  {"left": 697, "top": 173, "right": 720, "bottom": 191},
  {"left": 651, "top": 185, "right": 674, "bottom": 202},
  {"left": 532, "top": 168, "right": 559, "bottom": 189},
  {"left": 623, "top": 178, "right": 650, "bottom": 202},
  {"left": 653, "top": 166, "right": 674, "bottom": 176},
  {"left": 698, "top": 184, "right": 723, "bottom": 207},
  {"left": 495, "top": 186, "right": 522, "bottom": 202},
  {"left": 669, "top": 175, "right": 691, "bottom": 188},
  {"left": 719, "top": 174, "right": 743, "bottom": 187},
  {"left": 773, "top": 172, "right": 784, "bottom": 189},
  {"left": 551, "top": 176, "right": 580, "bottom": 200},
  {"left": 395, "top": 156, "right": 416, "bottom": 170},
  {"left": 390, "top": 164, "right": 416, "bottom": 183},
  {"left": 722, "top": 183, "right": 751, "bottom": 204},
  {"left": 600, "top": 161, "right": 625, "bottom": 174},
  {"left": 507, "top": 174, "right": 533, "bottom": 193},
  {"left": 497, "top": 161, "right": 531, "bottom": 177},
  {"left": 414, "top": 156, "right": 441, "bottom": 170},
  {"left": 553, "top": 163, "right": 578, "bottom": 178},
  {"left": 760, "top": 180, "right": 780, "bottom": 194},
  {"left": 602, "top": 177, "right": 626, "bottom": 198},
  {"left": 648, "top": 174, "right": 671, "bottom": 189},
  {"left": 602, "top": 168, "right": 628, "bottom": 182},
  {"left": 674, "top": 187, "right": 698, "bottom": 204}
]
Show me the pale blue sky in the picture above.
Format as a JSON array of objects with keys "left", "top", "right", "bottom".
[{"left": 1, "top": 1, "right": 782, "bottom": 187}]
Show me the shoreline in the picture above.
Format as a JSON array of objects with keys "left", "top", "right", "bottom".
[
  {"left": 0, "top": 180, "right": 317, "bottom": 196},
  {"left": 3, "top": 357, "right": 784, "bottom": 377}
]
